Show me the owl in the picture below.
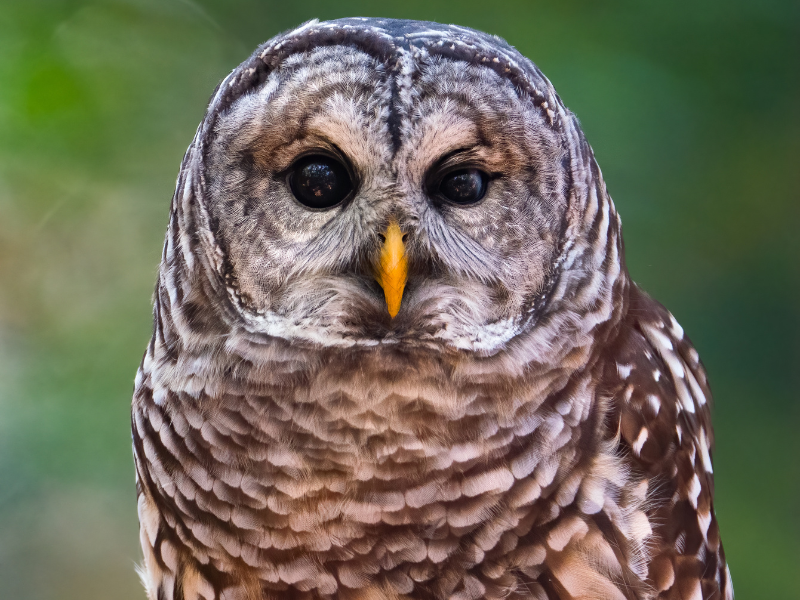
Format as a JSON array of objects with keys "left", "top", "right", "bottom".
[{"left": 132, "top": 18, "right": 733, "bottom": 600}]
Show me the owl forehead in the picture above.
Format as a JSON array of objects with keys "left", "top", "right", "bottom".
[
  {"left": 219, "top": 46, "right": 393, "bottom": 175},
  {"left": 190, "top": 23, "right": 585, "bottom": 350},
  {"left": 219, "top": 43, "right": 551, "bottom": 180}
]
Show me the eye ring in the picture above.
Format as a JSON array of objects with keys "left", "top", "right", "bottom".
[
  {"left": 434, "top": 168, "right": 489, "bottom": 206},
  {"left": 287, "top": 154, "right": 355, "bottom": 210}
]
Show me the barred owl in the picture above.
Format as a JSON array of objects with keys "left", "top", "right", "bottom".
[{"left": 132, "top": 18, "right": 733, "bottom": 600}]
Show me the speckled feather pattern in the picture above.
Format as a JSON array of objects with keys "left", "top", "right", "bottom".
[{"left": 132, "top": 18, "right": 732, "bottom": 600}]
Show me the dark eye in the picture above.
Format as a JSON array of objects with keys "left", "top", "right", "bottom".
[
  {"left": 438, "top": 168, "right": 488, "bottom": 205},
  {"left": 288, "top": 155, "right": 353, "bottom": 209}
]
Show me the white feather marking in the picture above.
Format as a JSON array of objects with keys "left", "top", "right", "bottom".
[
  {"left": 134, "top": 561, "right": 155, "bottom": 600},
  {"left": 632, "top": 427, "right": 648, "bottom": 456},
  {"left": 675, "top": 378, "right": 696, "bottom": 413},
  {"left": 662, "top": 348, "right": 686, "bottom": 380},
  {"left": 698, "top": 428, "right": 714, "bottom": 473},
  {"left": 669, "top": 313, "right": 684, "bottom": 340},
  {"left": 685, "top": 365, "right": 708, "bottom": 406},
  {"left": 594, "top": 183, "right": 610, "bottom": 260},
  {"left": 627, "top": 510, "right": 653, "bottom": 542},
  {"left": 450, "top": 442, "right": 482, "bottom": 463},
  {"left": 152, "top": 385, "right": 167, "bottom": 406},
  {"left": 616, "top": 363, "right": 633, "bottom": 379},
  {"left": 642, "top": 322, "right": 674, "bottom": 351},
  {"left": 239, "top": 302, "right": 520, "bottom": 352},
  {"left": 647, "top": 394, "right": 661, "bottom": 415},
  {"left": 698, "top": 508, "right": 712, "bottom": 541},
  {"left": 555, "top": 398, "right": 572, "bottom": 415},
  {"left": 687, "top": 473, "right": 701, "bottom": 509}
]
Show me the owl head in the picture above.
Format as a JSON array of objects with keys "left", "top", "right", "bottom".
[{"left": 163, "top": 18, "right": 625, "bottom": 362}]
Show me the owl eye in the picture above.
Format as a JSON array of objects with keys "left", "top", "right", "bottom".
[
  {"left": 438, "top": 168, "right": 488, "bottom": 205},
  {"left": 288, "top": 155, "right": 353, "bottom": 210}
]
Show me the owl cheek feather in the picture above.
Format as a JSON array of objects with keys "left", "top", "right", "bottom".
[{"left": 374, "top": 220, "right": 408, "bottom": 318}]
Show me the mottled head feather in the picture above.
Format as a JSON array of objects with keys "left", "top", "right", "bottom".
[{"left": 162, "top": 17, "right": 624, "bottom": 358}]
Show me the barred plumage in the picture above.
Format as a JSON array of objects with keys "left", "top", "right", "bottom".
[{"left": 132, "top": 18, "right": 732, "bottom": 600}]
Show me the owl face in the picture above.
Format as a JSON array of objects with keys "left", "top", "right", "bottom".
[{"left": 204, "top": 42, "right": 569, "bottom": 352}]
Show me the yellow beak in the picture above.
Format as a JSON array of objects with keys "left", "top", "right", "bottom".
[{"left": 375, "top": 220, "right": 408, "bottom": 318}]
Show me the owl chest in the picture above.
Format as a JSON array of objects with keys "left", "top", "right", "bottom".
[{"left": 135, "top": 361, "right": 652, "bottom": 599}]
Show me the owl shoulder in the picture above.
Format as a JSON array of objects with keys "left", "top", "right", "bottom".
[
  {"left": 598, "top": 284, "right": 732, "bottom": 599},
  {"left": 603, "top": 285, "right": 714, "bottom": 479}
]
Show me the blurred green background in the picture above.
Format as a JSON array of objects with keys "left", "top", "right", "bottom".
[{"left": 0, "top": 0, "right": 797, "bottom": 598}]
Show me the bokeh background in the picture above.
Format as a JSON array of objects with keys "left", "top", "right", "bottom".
[{"left": 0, "top": 0, "right": 797, "bottom": 597}]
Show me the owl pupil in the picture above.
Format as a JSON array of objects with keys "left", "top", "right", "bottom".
[
  {"left": 439, "top": 169, "right": 488, "bottom": 205},
  {"left": 289, "top": 156, "right": 352, "bottom": 209}
]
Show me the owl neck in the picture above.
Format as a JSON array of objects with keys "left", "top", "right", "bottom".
[{"left": 141, "top": 259, "right": 628, "bottom": 496}]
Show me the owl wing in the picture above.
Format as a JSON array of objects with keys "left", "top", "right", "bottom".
[{"left": 605, "top": 285, "right": 733, "bottom": 600}]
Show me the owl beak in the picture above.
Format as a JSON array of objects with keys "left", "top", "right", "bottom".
[{"left": 375, "top": 220, "right": 408, "bottom": 318}]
